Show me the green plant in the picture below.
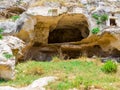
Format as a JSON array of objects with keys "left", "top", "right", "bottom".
[
  {"left": 101, "top": 60, "right": 117, "bottom": 73},
  {"left": 0, "top": 34, "right": 3, "bottom": 39},
  {"left": 101, "top": 14, "right": 108, "bottom": 22},
  {"left": 0, "top": 28, "right": 4, "bottom": 40},
  {"left": 92, "top": 14, "right": 108, "bottom": 25},
  {"left": 11, "top": 15, "right": 20, "bottom": 21},
  {"left": 0, "top": 28, "right": 4, "bottom": 33},
  {"left": 3, "top": 53, "right": 13, "bottom": 60},
  {"left": 92, "top": 14, "right": 100, "bottom": 20},
  {"left": 91, "top": 27, "right": 100, "bottom": 34},
  {"left": 48, "top": 9, "right": 52, "bottom": 13}
]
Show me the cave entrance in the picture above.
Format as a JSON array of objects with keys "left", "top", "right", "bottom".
[
  {"left": 110, "top": 18, "right": 117, "bottom": 26},
  {"left": 48, "top": 29, "right": 83, "bottom": 44}
]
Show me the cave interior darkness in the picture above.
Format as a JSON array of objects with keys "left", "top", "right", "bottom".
[{"left": 48, "top": 28, "right": 84, "bottom": 44}]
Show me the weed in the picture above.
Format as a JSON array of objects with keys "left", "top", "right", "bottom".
[
  {"left": 3, "top": 53, "right": 13, "bottom": 60},
  {"left": 0, "top": 34, "right": 3, "bottom": 39},
  {"left": 11, "top": 15, "right": 20, "bottom": 21},
  {"left": 0, "top": 28, "right": 4, "bottom": 39},
  {"left": 101, "top": 60, "right": 117, "bottom": 73},
  {"left": 92, "top": 14, "right": 100, "bottom": 20},
  {"left": 0, "top": 28, "right": 4, "bottom": 33},
  {"left": 101, "top": 14, "right": 108, "bottom": 22},
  {"left": 91, "top": 27, "right": 100, "bottom": 34},
  {"left": 92, "top": 13, "right": 108, "bottom": 25}
]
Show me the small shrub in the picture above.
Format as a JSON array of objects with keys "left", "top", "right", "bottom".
[
  {"left": 0, "top": 28, "right": 4, "bottom": 40},
  {"left": 0, "top": 34, "right": 3, "bottom": 40},
  {"left": 91, "top": 27, "right": 100, "bottom": 34},
  {"left": 11, "top": 15, "right": 20, "bottom": 21},
  {"left": 0, "top": 28, "right": 4, "bottom": 33},
  {"left": 92, "top": 14, "right": 108, "bottom": 25},
  {"left": 101, "top": 60, "right": 117, "bottom": 73},
  {"left": 92, "top": 14, "right": 99, "bottom": 20},
  {"left": 96, "top": 20, "right": 102, "bottom": 25},
  {"left": 100, "top": 14, "right": 108, "bottom": 22},
  {"left": 3, "top": 53, "right": 13, "bottom": 60}
]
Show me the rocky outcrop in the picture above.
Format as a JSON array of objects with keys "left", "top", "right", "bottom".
[
  {"left": 17, "top": 14, "right": 89, "bottom": 43},
  {"left": 0, "top": 36, "right": 25, "bottom": 80},
  {"left": 19, "top": 26, "right": 120, "bottom": 61},
  {"left": 16, "top": 13, "right": 89, "bottom": 61},
  {"left": 61, "top": 27, "right": 120, "bottom": 59},
  {"left": 0, "top": 0, "right": 35, "bottom": 19}
]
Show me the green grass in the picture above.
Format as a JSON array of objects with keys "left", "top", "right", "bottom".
[{"left": 0, "top": 59, "right": 120, "bottom": 90}]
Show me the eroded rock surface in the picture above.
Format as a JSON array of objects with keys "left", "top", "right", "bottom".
[
  {"left": 61, "top": 27, "right": 120, "bottom": 59},
  {"left": 19, "top": 26, "right": 120, "bottom": 61},
  {"left": 17, "top": 13, "right": 89, "bottom": 61},
  {"left": 0, "top": 36, "right": 25, "bottom": 80}
]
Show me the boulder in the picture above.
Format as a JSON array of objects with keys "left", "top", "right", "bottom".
[
  {"left": 0, "top": 13, "right": 28, "bottom": 34},
  {"left": 0, "top": 76, "right": 57, "bottom": 90},
  {"left": 0, "top": 40, "right": 15, "bottom": 80},
  {"left": 0, "top": 36, "right": 25, "bottom": 80}
]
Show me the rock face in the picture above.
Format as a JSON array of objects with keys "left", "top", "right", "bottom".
[
  {"left": 17, "top": 13, "right": 89, "bottom": 61},
  {"left": 0, "top": 36, "right": 25, "bottom": 80},
  {"left": 61, "top": 27, "right": 120, "bottom": 59},
  {"left": 19, "top": 26, "right": 120, "bottom": 61}
]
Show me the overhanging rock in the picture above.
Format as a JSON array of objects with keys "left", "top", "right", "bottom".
[{"left": 17, "top": 13, "right": 90, "bottom": 61}]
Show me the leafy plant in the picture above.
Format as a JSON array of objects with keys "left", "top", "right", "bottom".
[
  {"left": 92, "top": 14, "right": 100, "bottom": 20},
  {"left": 11, "top": 15, "right": 20, "bottom": 21},
  {"left": 3, "top": 53, "right": 13, "bottom": 60},
  {"left": 91, "top": 27, "right": 100, "bottom": 34},
  {"left": 92, "top": 14, "right": 108, "bottom": 25},
  {"left": 0, "top": 28, "right": 4, "bottom": 40},
  {"left": 0, "top": 34, "right": 3, "bottom": 39},
  {"left": 101, "top": 60, "right": 117, "bottom": 73},
  {"left": 0, "top": 28, "right": 4, "bottom": 33},
  {"left": 101, "top": 14, "right": 108, "bottom": 22}
]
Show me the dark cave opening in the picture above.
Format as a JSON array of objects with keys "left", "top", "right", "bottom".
[
  {"left": 48, "top": 29, "right": 84, "bottom": 44},
  {"left": 110, "top": 18, "right": 117, "bottom": 26}
]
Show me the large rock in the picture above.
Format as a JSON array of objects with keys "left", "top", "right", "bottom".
[
  {"left": 0, "top": 76, "right": 57, "bottom": 90},
  {"left": 0, "top": 40, "right": 15, "bottom": 80},
  {"left": 0, "top": 12, "right": 28, "bottom": 34},
  {"left": 0, "top": 36, "right": 25, "bottom": 80}
]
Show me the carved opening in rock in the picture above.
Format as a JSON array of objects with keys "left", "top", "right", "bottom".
[
  {"left": 48, "top": 29, "right": 83, "bottom": 43},
  {"left": 62, "top": 50, "right": 81, "bottom": 59},
  {"left": 111, "top": 49, "right": 120, "bottom": 57},
  {"left": 110, "top": 18, "right": 117, "bottom": 26}
]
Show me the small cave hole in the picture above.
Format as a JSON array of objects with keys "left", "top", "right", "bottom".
[{"left": 110, "top": 18, "right": 117, "bottom": 26}]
